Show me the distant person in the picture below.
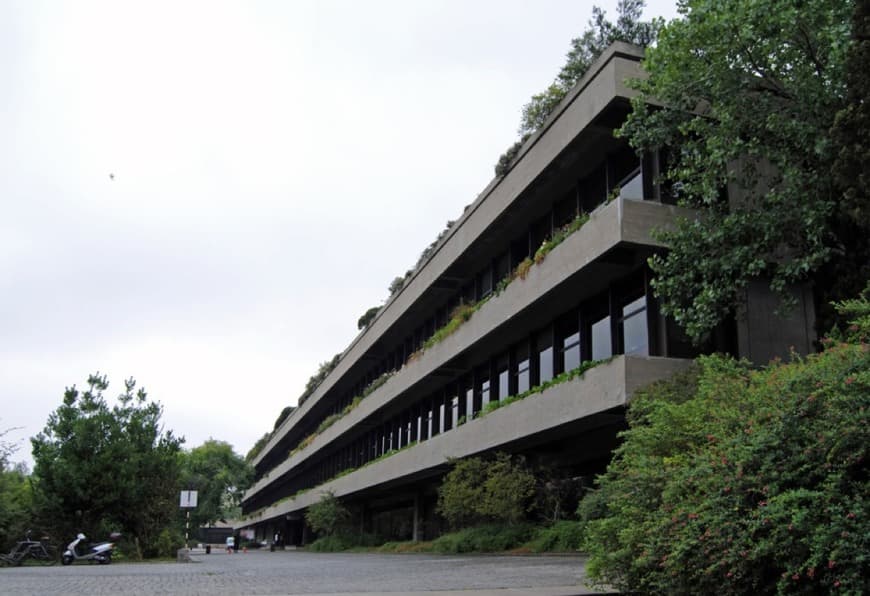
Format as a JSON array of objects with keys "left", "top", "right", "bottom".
[{"left": 226, "top": 535, "right": 234, "bottom": 554}]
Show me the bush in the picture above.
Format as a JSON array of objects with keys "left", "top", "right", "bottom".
[
  {"left": 582, "top": 294, "right": 870, "bottom": 595},
  {"left": 308, "top": 531, "right": 382, "bottom": 552},
  {"left": 431, "top": 524, "right": 537, "bottom": 554},
  {"left": 305, "top": 490, "right": 350, "bottom": 537},
  {"left": 527, "top": 521, "right": 585, "bottom": 553},
  {"left": 437, "top": 453, "right": 536, "bottom": 528},
  {"left": 154, "top": 528, "right": 184, "bottom": 558}
]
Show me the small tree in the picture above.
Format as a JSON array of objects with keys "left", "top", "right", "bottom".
[
  {"left": 305, "top": 490, "right": 350, "bottom": 537},
  {"left": 179, "top": 440, "right": 253, "bottom": 528},
  {"left": 437, "top": 453, "right": 536, "bottom": 528},
  {"left": 357, "top": 306, "right": 381, "bottom": 330},
  {"left": 30, "top": 374, "right": 183, "bottom": 558}
]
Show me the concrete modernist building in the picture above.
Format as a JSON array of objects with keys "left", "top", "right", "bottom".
[{"left": 238, "top": 43, "right": 815, "bottom": 544}]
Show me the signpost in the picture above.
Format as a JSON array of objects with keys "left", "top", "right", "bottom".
[{"left": 179, "top": 490, "right": 198, "bottom": 549}]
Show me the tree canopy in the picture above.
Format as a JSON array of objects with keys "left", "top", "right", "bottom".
[
  {"left": 621, "top": 0, "right": 867, "bottom": 341},
  {"left": 30, "top": 374, "right": 183, "bottom": 558},
  {"left": 519, "top": 0, "right": 661, "bottom": 137},
  {"left": 180, "top": 439, "right": 253, "bottom": 528}
]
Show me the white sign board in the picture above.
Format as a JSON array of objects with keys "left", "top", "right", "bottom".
[{"left": 179, "top": 490, "right": 198, "bottom": 508}]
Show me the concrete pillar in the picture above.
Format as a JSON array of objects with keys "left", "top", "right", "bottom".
[{"left": 412, "top": 493, "right": 422, "bottom": 542}]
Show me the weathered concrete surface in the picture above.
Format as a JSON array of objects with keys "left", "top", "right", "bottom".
[
  {"left": 244, "top": 355, "right": 691, "bottom": 525},
  {"left": 0, "top": 549, "right": 611, "bottom": 595}
]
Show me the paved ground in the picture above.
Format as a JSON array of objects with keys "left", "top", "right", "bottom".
[{"left": 0, "top": 548, "right": 611, "bottom": 595}]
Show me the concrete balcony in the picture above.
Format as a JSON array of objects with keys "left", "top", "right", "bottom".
[
  {"left": 251, "top": 44, "right": 648, "bottom": 469},
  {"left": 240, "top": 354, "right": 691, "bottom": 525},
  {"left": 243, "top": 196, "right": 693, "bottom": 502}
]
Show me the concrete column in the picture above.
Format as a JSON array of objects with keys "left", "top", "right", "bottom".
[{"left": 412, "top": 493, "right": 422, "bottom": 542}]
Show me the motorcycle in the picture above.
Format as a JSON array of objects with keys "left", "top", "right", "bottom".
[{"left": 61, "top": 532, "right": 119, "bottom": 565}]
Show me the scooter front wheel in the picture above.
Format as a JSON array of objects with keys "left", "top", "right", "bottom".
[{"left": 61, "top": 554, "right": 73, "bottom": 566}]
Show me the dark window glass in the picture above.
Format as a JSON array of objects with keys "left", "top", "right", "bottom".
[
  {"left": 465, "top": 386, "right": 474, "bottom": 419},
  {"left": 511, "top": 236, "right": 530, "bottom": 268},
  {"left": 530, "top": 215, "right": 552, "bottom": 255},
  {"left": 517, "top": 358, "right": 530, "bottom": 393},
  {"left": 481, "top": 379, "right": 491, "bottom": 407},
  {"left": 622, "top": 296, "right": 648, "bottom": 355},
  {"left": 619, "top": 169, "right": 644, "bottom": 200},
  {"left": 539, "top": 347, "right": 554, "bottom": 383},
  {"left": 582, "top": 165, "right": 607, "bottom": 212},
  {"left": 591, "top": 315, "right": 612, "bottom": 360},
  {"left": 537, "top": 330, "right": 554, "bottom": 383},
  {"left": 563, "top": 331, "right": 581, "bottom": 371},
  {"left": 478, "top": 266, "right": 493, "bottom": 299},
  {"left": 494, "top": 251, "right": 510, "bottom": 284},
  {"left": 554, "top": 191, "right": 578, "bottom": 228}
]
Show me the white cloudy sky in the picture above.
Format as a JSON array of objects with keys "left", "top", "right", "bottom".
[{"left": 1, "top": 0, "right": 679, "bottom": 466}]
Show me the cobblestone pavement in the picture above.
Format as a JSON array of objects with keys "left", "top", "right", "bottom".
[{"left": 0, "top": 549, "right": 610, "bottom": 595}]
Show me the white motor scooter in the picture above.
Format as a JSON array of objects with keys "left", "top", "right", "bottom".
[{"left": 61, "top": 533, "right": 118, "bottom": 565}]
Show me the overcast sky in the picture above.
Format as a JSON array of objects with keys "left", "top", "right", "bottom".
[{"left": 1, "top": 0, "right": 679, "bottom": 467}]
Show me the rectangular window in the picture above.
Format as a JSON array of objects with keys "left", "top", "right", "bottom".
[
  {"left": 591, "top": 315, "right": 612, "bottom": 361},
  {"left": 478, "top": 266, "right": 493, "bottom": 299},
  {"left": 619, "top": 169, "right": 644, "bottom": 201},
  {"left": 451, "top": 396, "right": 459, "bottom": 428},
  {"left": 466, "top": 386, "right": 474, "bottom": 420},
  {"left": 517, "top": 358, "right": 530, "bottom": 393},
  {"left": 621, "top": 295, "right": 649, "bottom": 355},
  {"left": 496, "top": 354, "right": 509, "bottom": 400},
  {"left": 563, "top": 331, "right": 581, "bottom": 371},
  {"left": 539, "top": 347, "right": 553, "bottom": 382},
  {"left": 481, "top": 379, "right": 491, "bottom": 407}
]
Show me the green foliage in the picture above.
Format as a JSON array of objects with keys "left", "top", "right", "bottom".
[
  {"left": 154, "top": 527, "right": 184, "bottom": 558},
  {"left": 0, "top": 462, "right": 33, "bottom": 553},
  {"left": 519, "top": 0, "right": 661, "bottom": 138},
  {"left": 437, "top": 453, "right": 536, "bottom": 528},
  {"left": 30, "top": 374, "right": 183, "bottom": 559},
  {"left": 494, "top": 0, "right": 661, "bottom": 176},
  {"left": 245, "top": 431, "right": 272, "bottom": 462},
  {"left": 273, "top": 406, "right": 295, "bottom": 430},
  {"left": 308, "top": 531, "right": 381, "bottom": 552},
  {"left": 290, "top": 370, "right": 395, "bottom": 458},
  {"left": 431, "top": 523, "right": 537, "bottom": 554},
  {"left": 422, "top": 302, "right": 478, "bottom": 351},
  {"left": 357, "top": 306, "right": 381, "bottom": 330},
  {"left": 533, "top": 213, "right": 589, "bottom": 264},
  {"left": 621, "top": 0, "right": 861, "bottom": 342},
  {"left": 305, "top": 490, "right": 350, "bottom": 537},
  {"left": 298, "top": 354, "right": 341, "bottom": 406},
  {"left": 494, "top": 135, "right": 529, "bottom": 177},
  {"left": 527, "top": 521, "right": 585, "bottom": 553},
  {"left": 581, "top": 295, "right": 870, "bottom": 594},
  {"left": 179, "top": 439, "right": 253, "bottom": 528}
]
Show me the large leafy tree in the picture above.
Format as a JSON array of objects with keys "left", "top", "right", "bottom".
[
  {"left": 179, "top": 439, "right": 252, "bottom": 528},
  {"left": 30, "top": 374, "right": 183, "bottom": 558},
  {"left": 621, "top": 0, "right": 865, "bottom": 341},
  {"left": 496, "top": 0, "right": 661, "bottom": 177},
  {"left": 519, "top": 0, "right": 661, "bottom": 136},
  {"left": 0, "top": 425, "right": 33, "bottom": 551}
]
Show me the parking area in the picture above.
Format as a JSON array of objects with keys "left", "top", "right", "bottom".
[{"left": 0, "top": 549, "right": 608, "bottom": 595}]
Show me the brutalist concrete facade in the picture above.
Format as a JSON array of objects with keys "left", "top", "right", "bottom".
[{"left": 238, "top": 43, "right": 814, "bottom": 544}]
